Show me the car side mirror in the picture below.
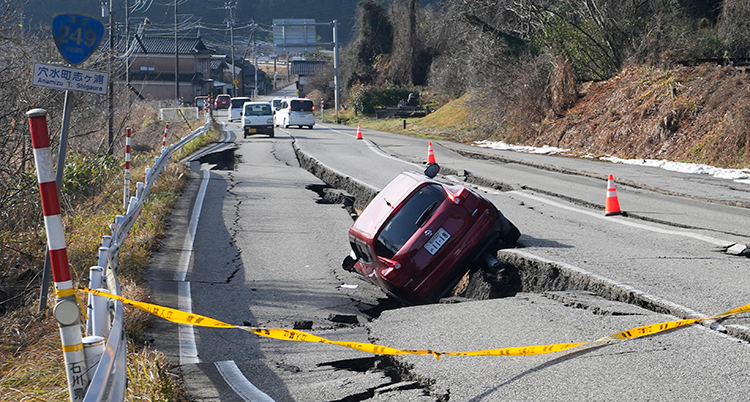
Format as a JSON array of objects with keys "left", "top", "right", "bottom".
[
  {"left": 424, "top": 163, "right": 440, "bottom": 178},
  {"left": 342, "top": 254, "right": 357, "bottom": 272}
]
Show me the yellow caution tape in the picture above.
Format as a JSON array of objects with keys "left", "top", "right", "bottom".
[{"left": 79, "top": 288, "right": 750, "bottom": 360}]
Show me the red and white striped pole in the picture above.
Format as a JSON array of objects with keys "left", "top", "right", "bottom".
[
  {"left": 161, "top": 123, "right": 169, "bottom": 150},
  {"left": 27, "top": 108, "right": 89, "bottom": 399},
  {"left": 123, "top": 127, "right": 132, "bottom": 211}
]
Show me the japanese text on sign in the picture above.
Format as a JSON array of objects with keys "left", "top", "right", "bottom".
[{"left": 32, "top": 63, "right": 109, "bottom": 95}]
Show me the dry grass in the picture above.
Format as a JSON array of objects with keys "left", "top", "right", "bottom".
[
  {"left": 534, "top": 64, "right": 750, "bottom": 168},
  {"left": 0, "top": 117, "right": 220, "bottom": 401}
]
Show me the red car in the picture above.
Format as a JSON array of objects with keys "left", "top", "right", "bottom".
[
  {"left": 214, "top": 94, "right": 231, "bottom": 109},
  {"left": 343, "top": 164, "right": 520, "bottom": 305}
]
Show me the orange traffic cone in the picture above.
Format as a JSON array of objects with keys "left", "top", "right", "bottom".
[
  {"left": 427, "top": 142, "right": 436, "bottom": 164},
  {"left": 605, "top": 174, "right": 623, "bottom": 216},
  {"left": 356, "top": 124, "right": 363, "bottom": 140}
]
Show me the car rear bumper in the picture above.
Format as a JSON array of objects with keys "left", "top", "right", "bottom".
[{"left": 244, "top": 125, "right": 274, "bottom": 135}]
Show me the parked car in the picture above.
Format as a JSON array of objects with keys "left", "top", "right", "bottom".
[
  {"left": 229, "top": 97, "right": 251, "bottom": 122},
  {"left": 242, "top": 101, "right": 274, "bottom": 138},
  {"left": 342, "top": 164, "right": 520, "bottom": 305},
  {"left": 214, "top": 94, "right": 231, "bottom": 109},
  {"left": 274, "top": 98, "right": 315, "bottom": 129}
]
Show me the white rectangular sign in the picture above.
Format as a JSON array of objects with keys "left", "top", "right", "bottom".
[
  {"left": 32, "top": 62, "right": 109, "bottom": 95},
  {"left": 273, "top": 19, "right": 318, "bottom": 52}
]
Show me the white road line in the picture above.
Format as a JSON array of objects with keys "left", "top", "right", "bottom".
[
  {"left": 509, "top": 190, "right": 734, "bottom": 247},
  {"left": 215, "top": 361, "right": 275, "bottom": 402},
  {"left": 175, "top": 169, "right": 211, "bottom": 282},
  {"left": 173, "top": 169, "right": 270, "bottom": 400},
  {"left": 178, "top": 281, "right": 199, "bottom": 364},
  {"left": 175, "top": 169, "right": 209, "bottom": 365}
]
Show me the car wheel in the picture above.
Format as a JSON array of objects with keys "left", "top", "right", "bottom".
[
  {"left": 283, "top": 119, "right": 289, "bottom": 128},
  {"left": 269, "top": 131, "right": 275, "bottom": 138},
  {"left": 499, "top": 217, "right": 521, "bottom": 244},
  {"left": 243, "top": 133, "right": 247, "bottom": 138},
  {"left": 308, "top": 125, "right": 314, "bottom": 129}
]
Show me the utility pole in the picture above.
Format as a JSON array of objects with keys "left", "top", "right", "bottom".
[
  {"left": 253, "top": 26, "right": 258, "bottom": 97},
  {"left": 174, "top": 0, "right": 180, "bottom": 104},
  {"left": 125, "top": 0, "right": 130, "bottom": 90},
  {"left": 224, "top": 2, "right": 236, "bottom": 97},
  {"left": 107, "top": 0, "right": 114, "bottom": 154},
  {"left": 333, "top": 20, "right": 340, "bottom": 123}
]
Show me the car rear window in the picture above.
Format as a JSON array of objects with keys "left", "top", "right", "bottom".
[
  {"left": 290, "top": 100, "right": 313, "bottom": 112},
  {"left": 244, "top": 104, "right": 272, "bottom": 116},
  {"left": 375, "top": 184, "right": 447, "bottom": 259},
  {"left": 231, "top": 98, "right": 251, "bottom": 108}
]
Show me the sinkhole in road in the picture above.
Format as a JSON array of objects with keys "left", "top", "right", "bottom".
[
  {"left": 192, "top": 148, "right": 236, "bottom": 170},
  {"left": 304, "top": 180, "right": 695, "bottom": 322},
  {"left": 304, "top": 184, "right": 668, "bottom": 402}
]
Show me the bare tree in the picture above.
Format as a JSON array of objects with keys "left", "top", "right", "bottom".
[{"left": 717, "top": 0, "right": 750, "bottom": 59}]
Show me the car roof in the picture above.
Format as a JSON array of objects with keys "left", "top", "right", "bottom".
[
  {"left": 231, "top": 96, "right": 251, "bottom": 100},
  {"left": 243, "top": 101, "right": 270, "bottom": 105},
  {"left": 351, "top": 171, "right": 436, "bottom": 238},
  {"left": 217, "top": 94, "right": 231, "bottom": 97}
]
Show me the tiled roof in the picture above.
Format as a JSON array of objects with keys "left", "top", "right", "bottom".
[{"left": 103, "top": 36, "right": 213, "bottom": 55}]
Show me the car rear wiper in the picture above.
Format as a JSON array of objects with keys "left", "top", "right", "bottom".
[{"left": 415, "top": 202, "right": 438, "bottom": 227}]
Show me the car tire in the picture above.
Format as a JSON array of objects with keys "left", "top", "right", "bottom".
[
  {"left": 283, "top": 119, "right": 289, "bottom": 128},
  {"left": 499, "top": 216, "right": 521, "bottom": 244},
  {"left": 269, "top": 131, "right": 275, "bottom": 138},
  {"left": 308, "top": 125, "right": 314, "bottom": 129}
]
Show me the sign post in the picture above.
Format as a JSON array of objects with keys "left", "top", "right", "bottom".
[{"left": 38, "top": 14, "right": 106, "bottom": 311}]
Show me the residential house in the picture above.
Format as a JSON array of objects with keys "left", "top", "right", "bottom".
[
  {"left": 290, "top": 60, "right": 326, "bottom": 98},
  {"left": 110, "top": 36, "right": 215, "bottom": 104}
]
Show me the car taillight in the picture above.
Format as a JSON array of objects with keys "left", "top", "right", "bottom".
[
  {"left": 377, "top": 256, "right": 401, "bottom": 278},
  {"left": 444, "top": 186, "right": 467, "bottom": 205}
]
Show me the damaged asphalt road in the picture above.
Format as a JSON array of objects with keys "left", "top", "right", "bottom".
[{"left": 148, "top": 114, "right": 750, "bottom": 401}]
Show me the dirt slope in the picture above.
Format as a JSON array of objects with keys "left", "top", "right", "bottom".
[{"left": 532, "top": 64, "right": 750, "bottom": 169}]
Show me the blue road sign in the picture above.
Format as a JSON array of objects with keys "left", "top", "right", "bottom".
[{"left": 52, "top": 14, "right": 104, "bottom": 65}]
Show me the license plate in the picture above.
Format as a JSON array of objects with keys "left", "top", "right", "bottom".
[
  {"left": 247, "top": 128, "right": 256, "bottom": 133},
  {"left": 424, "top": 227, "right": 450, "bottom": 255}
]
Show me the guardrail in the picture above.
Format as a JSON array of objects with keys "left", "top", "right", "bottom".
[{"left": 28, "top": 109, "right": 212, "bottom": 402}]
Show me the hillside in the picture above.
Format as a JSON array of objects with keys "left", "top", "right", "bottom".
[{"left": 412, "top": 64, "right": 750, "bottom": 170}]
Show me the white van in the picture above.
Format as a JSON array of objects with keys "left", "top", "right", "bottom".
[
  {"left": 242, "top": 101, "right": 274, "bottom": 138},
  {"left": 229, "top": 97, "right": 252, "bottom": 122},
  {"left": 274, "top": 98, "right": 315, "bottom": 129},
  {"left": 271, "top": 97, "right": 284, "bottom": 112}
]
